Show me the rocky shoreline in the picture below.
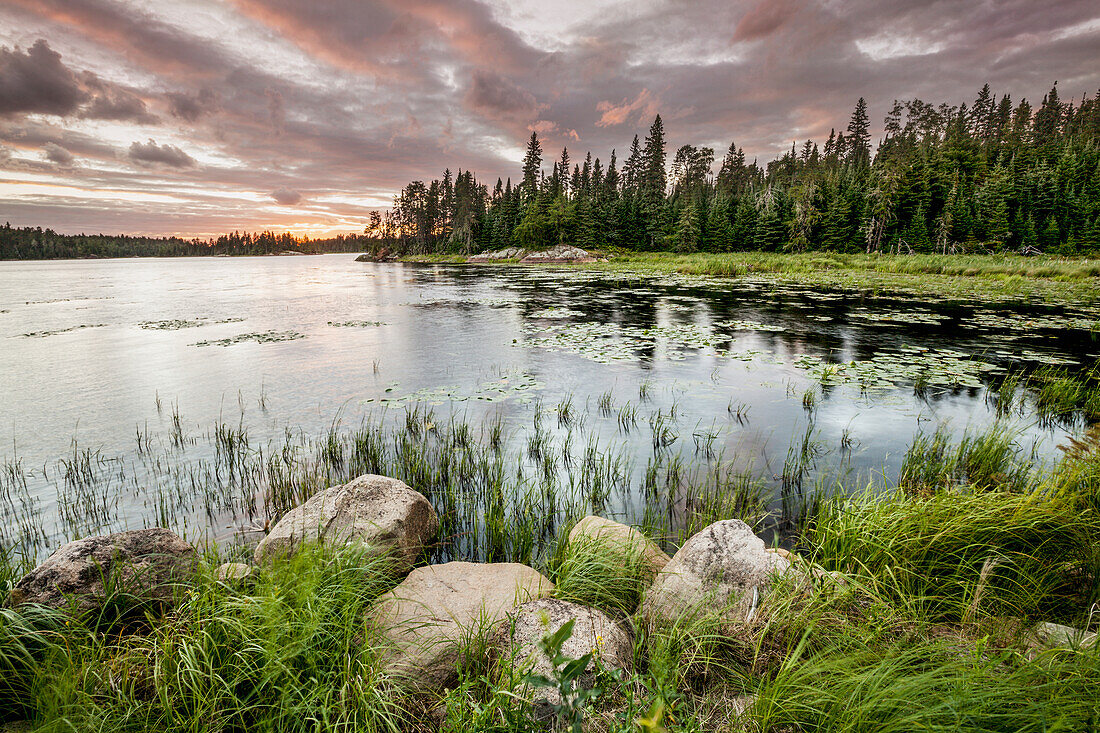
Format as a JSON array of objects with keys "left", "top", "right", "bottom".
[
  {"left": 5, "top": 472, "right": 1097, "bottom": 730},
  {"left": 356, "top": 244, "right": 606, "bottom": 264}
]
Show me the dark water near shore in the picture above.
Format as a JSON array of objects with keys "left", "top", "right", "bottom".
[{"left": 1, "top": 254, "right": 1096, "bottom": 555}]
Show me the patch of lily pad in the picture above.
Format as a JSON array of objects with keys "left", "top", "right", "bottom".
[
  {"left": 848, "top": 309, "right": 946, "bottom": 326},
  {"left": 970, "top": 311, "right": 1100, "bottom": 332},
  {"left": 405, "top": 296, "right": 517, "bottom": 308},
  {"left": 191, "top": 330, "right": 305, "bottom": 347},
  {"left": 519, "top": 320, "right": 785, "bottom": 364},
  {"left": 328, "top": 320, "right": 386, "bottom": 328},
  {"left": 364, "top": 371, "right": 544, "bottom": 405},
  {"left": 21, "top": 324, "right": 108, "bottom": 338},
  {"left": 140, "top": 319, "right": 206, "bottom": 330},
  {"left": 139, "top": 317, "right": 245, "bottom": 330},
  {"left": 793, "top": 347, "right": 1000, "bottom": 390},
  {"left": 529, "top": 307, "right": 586, "bottom": 319}
]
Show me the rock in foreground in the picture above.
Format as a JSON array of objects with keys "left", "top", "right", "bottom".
[
  {"left": 215, "top": 562, "right": 253, "bottom": 583},
  {"left": 568, "top": 515, "right": 671, "bottom": 581},
  {"left": 642, "top": 519, "right": 790, "bottom": 626},
  {"left": 369, "top": 561, "right": 553, "bottom": 688},
  {"left": 255, "top": 474, "right": 437, "bottom": 571},
  {"left": 498, "top": 598, "right": 632, "bottom": 717},
  {"left": 10, "top": 528, "right": 197, "bottom": 615}
]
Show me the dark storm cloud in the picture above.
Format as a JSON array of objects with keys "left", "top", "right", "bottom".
[
  {"left": 270, "top": 187, "right": 301, "bottom": 205},
  {"left": 82, "top": 86, "right": 157, "bottom": 123},
  {"left": 42, "top": 141, "right": 74, "bottom": 164},
  {"left": 465, "top": 69, "right": 543, "bottom": 122},
  {"left": 2, "top": 0, "right": 1099, "bottom": 236},
  {"left": 0, "top": 39, "right": 88, "bottom": 116},
  {"left": 128, "top": 139, "right": 195, "bottom": 168},
  {"left": 167, "top": 89, "right": 218, "bottom": 122}
]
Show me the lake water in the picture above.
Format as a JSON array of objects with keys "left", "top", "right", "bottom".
[{"left": 1, "top": 254, "right": 1096, "bottom": 557}]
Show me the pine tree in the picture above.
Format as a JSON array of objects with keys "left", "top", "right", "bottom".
[
  {"left": 521, "top": 131, "right": 542, "bottom": 201},
  {"left": 623, "top": 135, "right": 642, "bottom": 193},
  {"left": 603, "top": 149, "right": 620, "bottom": 198},
  {"left": 673, "top": 202, "right": 701, "bottom": 252},
  {"left": 846, "top": 98, "right": 871, "bottom": 168},
  {"left": 558, "top": 147, "right": 571, "bottom": 197},
  {"left": 641, "top": 114, "right": 667, "bottom": 200}
]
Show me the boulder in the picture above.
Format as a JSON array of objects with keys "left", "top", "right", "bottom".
[
  {"left": 254, "top": 474, "right": 437, "bottom": 571},
  {"left": 1027, "top": 621, "right": 1097, "bottom": 650},
  {"left": 520, "top": 245, "right": 596, "bottom": 263},
  {"left": 368, "top": 561, "right": 553, "bottom": 688},
  {"left": 642, "top": 519, "right": 790, "bottom": 626},
  {"left": 567, "top": 515, "right": 671, "bottom": 581},
  {"left": 498, "top": 598, "right": 632, "bottom": 718},
  {"left": 10, "top": 528, "right": 197, "bottom": 615},
  {"left": 215, "top": 562, "right": 253, "bottom": 583}
]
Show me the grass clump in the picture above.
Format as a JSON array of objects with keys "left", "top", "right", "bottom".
[
  {"left": 754, "top": 637, "right": 1100, "bottom": 732},
  {"left": 898, "top": 423, "right": 1035, "bottom": 494},
  {"left": 809, "top": 489, "right": 1100, "bottom": 625},
  {"left": 4, "top": 544, "right": 414, "bottom": 732},
  {"left": 1031, "top": 364, "right": 1100, "bottom": 425},
  {"left": 549, "top": 534, "right": 655, "bottom": 618}
]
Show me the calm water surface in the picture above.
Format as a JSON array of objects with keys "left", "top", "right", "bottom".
[{"left": 1, "top": 255, "right": 1095, "bottom": 555}]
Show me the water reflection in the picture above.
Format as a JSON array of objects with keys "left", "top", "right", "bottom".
[{"left": 0, "top": 255, "right": 1093, "bottom": 554}]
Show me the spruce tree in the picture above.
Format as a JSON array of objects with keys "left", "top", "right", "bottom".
[
  {"left": 623, "top": 135, "right": 642, "bottom": 193},
  {"left": 521, "top": 131, "right": 542, "bottom": 202},
  {"left": 846, "top": 98, "right": 871, "bottom": 168},
  {"left": 641, "top": 115, "right": 667, "bottom": 200}
]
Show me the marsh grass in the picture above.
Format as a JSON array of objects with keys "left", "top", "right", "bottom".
[
  {"left": 808, "top": 488, "right": 1100, "bottom": 625},
  {"left": 3, "top": 466, "right": 1100, "bottom": 731},
  {"left": 1031, "top": 364, "right": 1100, "bottom": 425},
  {"left": 898, "top": 423, "right": 1035, "bottom": 494},
  {"left": 549, "top": 534, "right": 655, "bottom": 618},
  {"left": 5, "top": 389, "right": 1100, "bottom": 730},
  {"left": 753, "top": 635, "right": 1100, "bottom": 732},
  {"left": 13, "top": 544, "right": 413, "bottom": 732},
  {"left": 598, "top": 251, "right": 1100, "bottom": 303}
]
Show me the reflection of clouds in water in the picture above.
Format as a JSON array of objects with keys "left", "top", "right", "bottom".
[{"left": 0, "top": 256, "right": 1089, "bottom": 554}]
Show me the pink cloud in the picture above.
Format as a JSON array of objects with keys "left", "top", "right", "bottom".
[{"left": 595, "top": 88, "right": 659, "bottom": 127}]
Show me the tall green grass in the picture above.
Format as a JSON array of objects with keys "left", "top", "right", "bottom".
[
  {"left": 898, "top": 424, "right": 1036, "bottom": 494},
  {"left": 14, "top": 545, "right": 410, "bottom": 732},
  {"left": 754, "top": 637, "right": 1100, "bottom": 732},
  {"left": 809, "top": 489, "right": 1100, "bottom": 625}
]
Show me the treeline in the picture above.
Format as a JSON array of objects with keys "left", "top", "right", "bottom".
[
  {"left": 379, "top": 83, "right": 1100, "bottom": 256},
  {"left": 0, "top": 226, "right": 373, "bottom": 260}
]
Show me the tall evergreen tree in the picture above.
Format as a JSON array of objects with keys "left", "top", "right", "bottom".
[
  {"left": 641, "top": 115, "right": 668, "bottom": 199},
  {"left": 846, "top": 98, "right": 872, "bottom": 168},
  {"left": 521, "top": 131, "right": 543, "bottom": 201}
]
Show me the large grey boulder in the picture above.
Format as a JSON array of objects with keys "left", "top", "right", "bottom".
[
  {"left": 9, "top": 528, "right": 197, "bottom": 615},
  {"left": 498, "top": 598, "right": 632, "bottom": 718},
  {"left": 469, "top": 246, "right": 525, "bottom": 261},
  {"left": 642, "top": 519, "right": 790, "bottom": 626},
  {"left": 255, "top": 474, "right": 437, "bottom": 571},
  {"left": 368, "top": 561, "right": 554, "bottom": 689},
  {"left": 568, "top": 515, "right": 671, "bottom": 581},
  {"left": 520, "top": 245, "right": 595, "bottom": 263}
]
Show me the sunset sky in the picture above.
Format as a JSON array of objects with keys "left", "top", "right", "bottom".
[{"left": 1, "top": 0, "right": 1098, "bottom": 238}]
